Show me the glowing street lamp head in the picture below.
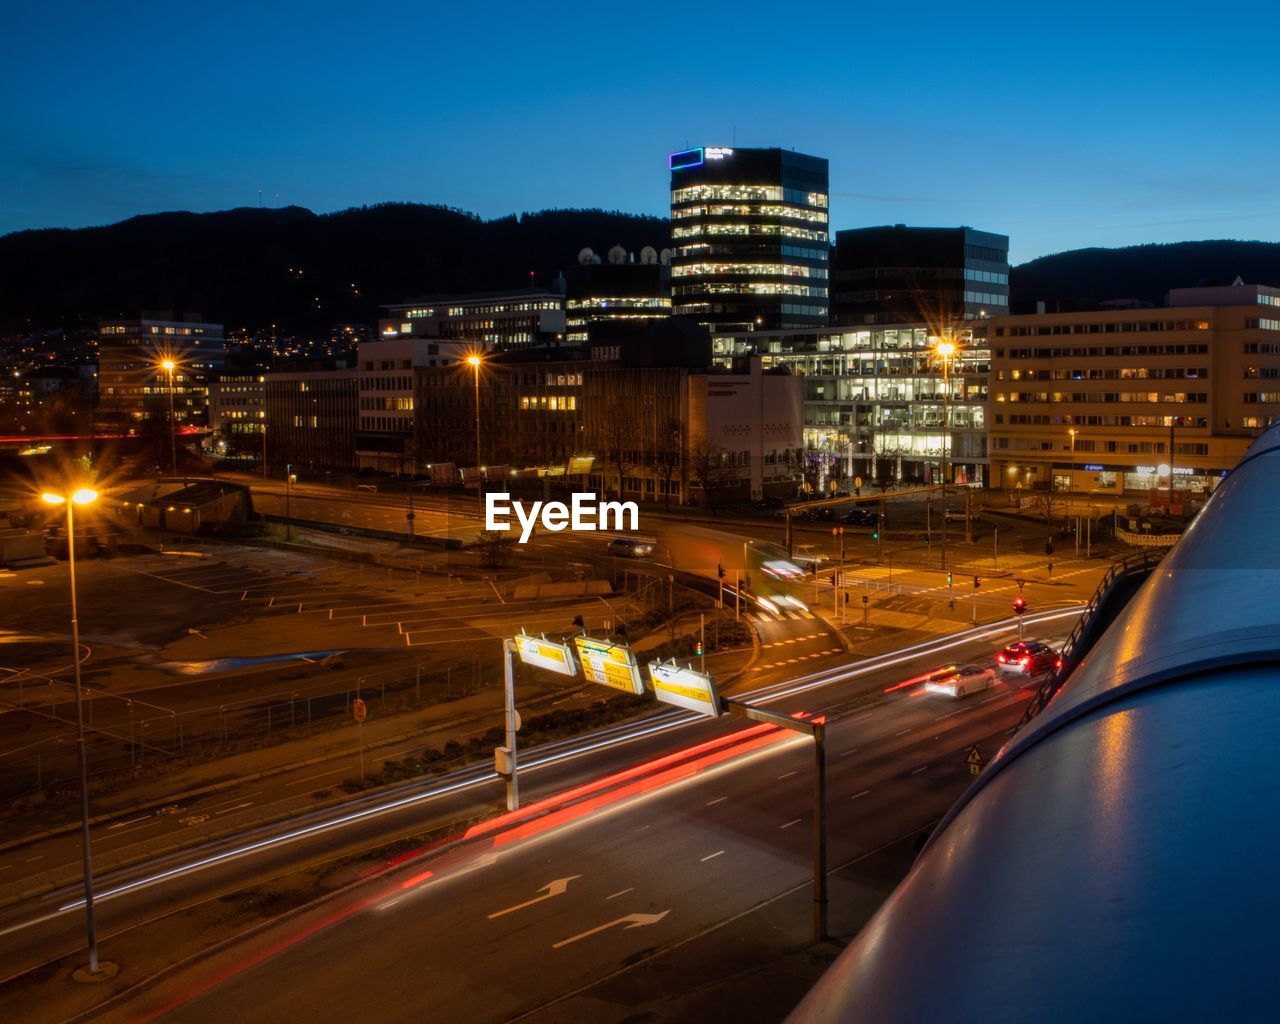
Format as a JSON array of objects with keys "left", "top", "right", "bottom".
[
  {"left": 161, "top": 359, "right": 176, "bottom": 373},
  {"left": 934, "top": 339, "right": 956, "bottom": 359},
  {"left": 41, "top": 489, "right": 98, "bottom": 506},
  {"left": 466, "top": 355, "right": 481, "bottom": 368}
]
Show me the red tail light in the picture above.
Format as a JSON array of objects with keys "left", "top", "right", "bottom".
[
  {"left": 1055, "top": 658, "right": 1063, "bottom": 668},
  {"left": 997, "top": 654, "right": 1006, "bottom": 663}
]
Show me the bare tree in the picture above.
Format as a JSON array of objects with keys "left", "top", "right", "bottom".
[
  {"left": 652, "top": 416, "right": 683, "bottom": 512},
  {"left": 599, "top": 409, "right": 640, "bottom": 500},
  {"left": 1031, "top": 489, "right": 1065, "bottom": 550},
  {"left": 689, "top": 439, "right": 737, "bottom": 517}
]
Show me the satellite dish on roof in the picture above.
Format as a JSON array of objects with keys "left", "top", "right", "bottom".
[
  {"left": 659, "top": 248, "right": 673, "bottom": 266},
  {"left": 578, "top": 247, "right": 596, "bottom": 266},
  {"left": 608, "top": 244, "right": 627, "bottom": 265},
  {"left": 640, "top": 246, "right": 658, "bottom": 265}
]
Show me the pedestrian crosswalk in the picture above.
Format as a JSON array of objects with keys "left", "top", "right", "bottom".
[{"left": 753, "top": 647, "right": 843, "bottom": 672}]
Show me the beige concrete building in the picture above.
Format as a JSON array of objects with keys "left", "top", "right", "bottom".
[{"left": 987, "top": 284, "right": 1280, "bottom": 499}]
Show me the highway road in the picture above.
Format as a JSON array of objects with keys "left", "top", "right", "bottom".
[
  {"left": 0, "top": 609, "right": 1079, "bottom": 1016},
  {"left": 110, "top": 616, "right": 1067, "bottom": 1024}
]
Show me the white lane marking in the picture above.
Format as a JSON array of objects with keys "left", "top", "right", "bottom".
[
  {"left": 980, "top": 694, "right": 1002, "bottom": 705},
  {"left": 777, "top": 771, "right": 797, "bottom": 780},
  {"left": 214, "top": 802, "right": 255, "bottom": 816},
  {"left": 839, "top": 748, "right": 859, "bottom": 758},
  {"left": 107, "top": 815, "right": 151, "bottom": 830},
  {"left": 851, "top": 789, "right": 871, "bottom": 800},
  {"left": 700, "top": 850, "right": 725, "bottom": 862},
  {"left": 285, "top": 767, "right": 349, "bottom": 787},
  {"left": 606, "top": 888, "right": 633, "bottom": 901},
  {"left": 895, "top": 728, "right": 912, "bottom": 737},
  {"left": 912, "top": 765, "right": 929, "bottom": 774},
  {"left": 780, "top": 818, "right": 802, "bottom": 829},
  {"left": 24, "top": 856, "right": 43, "bottom": 863},
  {"left": 705, "top": 796, "right": 728, "bottom": 806}
]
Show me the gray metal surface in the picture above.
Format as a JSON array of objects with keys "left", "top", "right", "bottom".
[{"left": 789, "top": 420, "right": 1280, "bottom": 1023}]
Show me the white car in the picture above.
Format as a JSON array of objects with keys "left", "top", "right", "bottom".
[
  {"left": 792, "top": 544, "right": 830, "bottom": 567},
  {"left": 924, "top": 663, "right": 997, "bottom": 698},
  {"left": 943, "top": 508, "right": 977, "bottom": 523}
]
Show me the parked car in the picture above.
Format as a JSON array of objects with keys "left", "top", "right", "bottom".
[
  {"left": 943, "top": 507, "right": 976, "bottom": 523},
  {"left": 996, "top": 640, "right": 1062, "bottom": 676},
  {"left": 756, "top": 496, "right": 786, "bottom": 510},
  {"left": 607, "top": 538, "right": 653, "bottom": 558},
  {"left": 842, "top": 507, "right": 878, "bottom": 527},
  {"left": 924, "top": 663, "right": 997, "bottom": 698}
]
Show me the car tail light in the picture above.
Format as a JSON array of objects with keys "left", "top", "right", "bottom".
[
  {"left": 997, "top": 654, "right": 1006, "bottom": 663},
  {"left": 1055, "top": 658, "right": 1063, "bottom": 668}
]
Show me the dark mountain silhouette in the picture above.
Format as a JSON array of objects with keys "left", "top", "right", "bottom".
[
  {"left": 1010, "top": 239, "right": 1280, "bottom": 310},
  {"left": 3, "top": 206, "right": 1277, "bottom": 336},
  {"left": 0, "top": 204, "right": 669, "bottom": 334}
]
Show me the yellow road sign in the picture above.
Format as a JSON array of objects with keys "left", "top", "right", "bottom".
[
  {"left": 574, "top": 635, "right": 644, "bottom": 695},
  {"left": 514, "top": 634, "right": 578, "bottom": 677},
  {"left": 966, "top": 745, "right": 985, "bottom": 775}
]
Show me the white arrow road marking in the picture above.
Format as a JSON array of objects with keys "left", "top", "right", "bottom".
[
  {"left": 552, "top": 910, "right": 670, "bottom": 949},
  {"left": 487, "top": 876, "right": 582, "bottom": 920}
]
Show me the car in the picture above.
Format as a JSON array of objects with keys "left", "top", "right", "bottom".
[
  {"left": 924, "top": 663, "right": 997, "bottom": 698},
  {"left": 804, "top": 506, "right": 834, "bottom": 522},
  {"left": 792, "top": 544, "right": 830, "bottom": 568},
  {"left": 943, "top": 507, "right": 976, "bottom": 523},
  {"left": 756, "top": 496, "right": 786, "bottom": 510},
  {"left": 828, "top": 488, "right": 851, "bottom": 499},
  {"left": 996, "top": 640, "right": 1062, "bottom": 676},
  {"left": 842, "top": 507, "right": 878, "bottom": 527},
  {"left": 607, "top": 537, "right": 653, "bottom": 558}
]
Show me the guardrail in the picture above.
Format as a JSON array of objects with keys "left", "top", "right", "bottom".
[{"left": 1013, "top": 545, "right": 1170, "bottom": 732}]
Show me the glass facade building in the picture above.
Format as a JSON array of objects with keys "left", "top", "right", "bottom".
[
  {"left": 669, "top": 147, "right": 829, "bottom": 333},
  {"left": 712, "top": 324, "right": 989, "bottom": 488},
  {"left": 833, "top": 225, "right": 1009, "bottom": 326}
]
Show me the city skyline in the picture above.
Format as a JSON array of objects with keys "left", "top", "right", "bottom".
[{"left": 4, "top": 1, "right": 1279, "bottom": 263}]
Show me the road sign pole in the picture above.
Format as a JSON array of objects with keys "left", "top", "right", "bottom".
[
  {"left": 358, "top": 719, "right": 364, "bottom": 780},
  {"left": 700, "top": 614, "right": 705, "bottom": 673},
  {"left": 735, "top": 576, "right": 740, "bottom": 621},
  {"left": 814, "top": 719, "right": 828, "bottom": 942},
  {"left": 993, "top": 525, "right": 999, "bottom": 569},
  {"left": 503, "top": 638, "right": 519, "bottom": 811}
]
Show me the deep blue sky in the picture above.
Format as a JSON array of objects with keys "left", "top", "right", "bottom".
[{"left": 2, "top": 0, "right": 1276, "bottom": 263}]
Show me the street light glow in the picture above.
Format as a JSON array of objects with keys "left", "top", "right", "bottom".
[
  {"left": 72, "top": 489, "right": 98, "bottom": 505},
  {"left": 161, "top": 359, "right": 176, "bottom": 372},
  {"left": 41, "top": 492, "right": 66, "bottom": 505},
  {"left": 466, "top": 355, "right": 481, "bottom": 367},
  {"left": 934, "top": 339, "right": 956, "bottom": 358}
]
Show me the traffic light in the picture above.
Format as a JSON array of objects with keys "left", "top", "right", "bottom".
[
  {"left": 973, "top": 576, "right": 981, "bottom": 590},
  {"left": 695, "top": 639, "right": 704, "bottom": 657},
  {"left": 1013, "top": 596, "right": 1027, "bottom": 615},
  {"left": 717, "top": 561, "right": 725, "bottom": 579},
  {"left": 947, "top": 573, "right": 953, "bottom": 586}
]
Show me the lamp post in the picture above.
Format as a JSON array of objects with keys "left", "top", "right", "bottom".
[
  {"left": 161, "top": 359, "right": 177, "bottom": 475},
  {"left": 41, "top": 487, "right": 101, "bottom": 976},
  {"left": 285, "top": 465, "right": 295, "bottom": 542},
  {"left": 934, "top": 337, "right": 956, "bottom": 570},
  {"left": 1064, "top": 424, "right": 1075, "bottom": 499},
  {"left": 467, "top": 354, "right": 483, "bottom": 515}
]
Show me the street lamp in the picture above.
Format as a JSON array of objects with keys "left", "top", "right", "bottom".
[
  {"left": 160, "top": 358, "right": 177, "bottom": 475},
  {"left": 285, "top": 466, "right": 296, "bottom": 541},
  {"left": 1068, "top": 428, "right": 1078, "bottom": 496},
  {"left": 41, "top": 487, "right": 102, "bottom": 976},
  {"left": 467, "top": 354, "right": 483, "bottom": 515},
  {"left": 933, "top": 337, "right": 957, "bottom": 569}
]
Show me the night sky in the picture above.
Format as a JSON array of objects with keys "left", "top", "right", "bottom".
[{"left": 3, "top": 0, "right": 1277, "bottom": 262}]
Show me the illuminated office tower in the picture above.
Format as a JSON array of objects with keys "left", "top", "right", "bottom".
[{"left": 669, "top": 147, "right": 829, "bottom": 333}]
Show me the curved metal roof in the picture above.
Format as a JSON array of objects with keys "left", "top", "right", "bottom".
[{"left": 789, "top": 421, "right": 1280, "bottom": 1023}]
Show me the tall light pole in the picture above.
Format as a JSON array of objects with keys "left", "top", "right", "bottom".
[
  {"left": 161, "top": 359, "right": 177, "bottom": 475},
  {"left": 41, "top": 487, "right": 101, "bottom": 976},
  {"left": 467, "top": 354, "right": 483, "bottom": 515},
  {"left": 934, "top": 337, "right": 956, "bottom": 570},
  {"left": 285, "top": 466, "right": 295, "bottom": 542},
  {"left": 1068, "top": 428, "right": 1078, "bottom": 498}
]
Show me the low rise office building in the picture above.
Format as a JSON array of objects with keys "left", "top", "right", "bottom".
[{"left": 987, "top": 283, "right": 1280, "bottom": 497}]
